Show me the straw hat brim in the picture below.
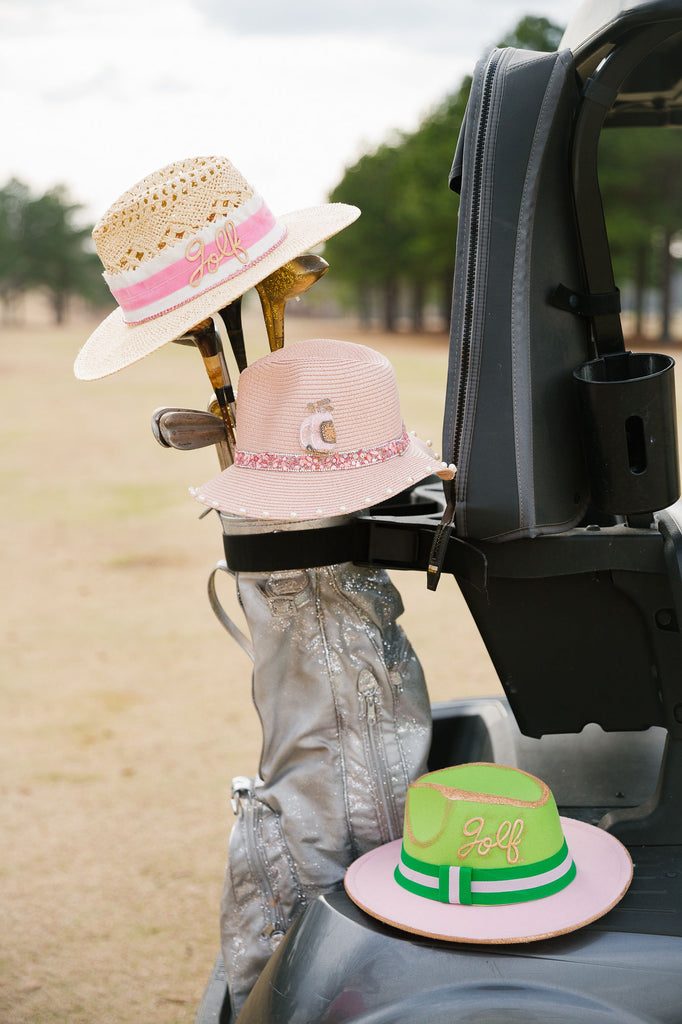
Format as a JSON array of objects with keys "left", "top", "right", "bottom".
[
  {"left": 74, "top": 203, "right": 359, "bottom": 381},
  {"left": 192, "top": 435, "right": 453, "bottom": 521},
  {"left": 344, "top": 817, "right": 633, "bottom": 944}
]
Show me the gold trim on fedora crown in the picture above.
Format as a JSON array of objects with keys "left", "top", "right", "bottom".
[{"left": 405, "top": 764, "right": 550, "bottom": 850}]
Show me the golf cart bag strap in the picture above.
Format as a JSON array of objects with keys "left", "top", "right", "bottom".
[
  {"left": 223, "top": 520, "right": 365, "bottom": 571},
  {"left": 442, "top": 45, "right": 593, "bottom": 544}
]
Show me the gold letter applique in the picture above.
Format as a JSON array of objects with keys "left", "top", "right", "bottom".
[
  {"left": 186, "top": 222, "right": 249, "bottom": 287},
  {"left": 457, "top": 817, "right": 524, "bottom": 864}
]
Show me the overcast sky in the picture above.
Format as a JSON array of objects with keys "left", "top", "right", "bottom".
[{"left": 1, "top": 0, "right": 581, "bottom": 225}]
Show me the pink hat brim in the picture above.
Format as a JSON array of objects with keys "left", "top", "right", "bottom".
[{"left": 344, "top": 817, "right": 632, "bottom": 944}]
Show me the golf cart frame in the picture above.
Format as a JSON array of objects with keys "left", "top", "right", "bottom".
[{"left": 196, "top": 2, "right": 682, "bottom": 1020}]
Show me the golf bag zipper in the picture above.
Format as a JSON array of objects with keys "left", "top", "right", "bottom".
[
  {"left": 428, "top": 48, "right": 502, "bottom": 591},
  {"left": 231, "top": 777, "right": 288, "bottom": 948},
  {"left": 357, "top": 668, "right": 402, "bottom": 843},
  {"left": 451, "top": 48, "right": 501, "bottom": 472}
]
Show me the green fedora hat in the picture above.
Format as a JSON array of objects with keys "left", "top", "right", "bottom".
[{"left": 345, "top": 762, "right": 633, "bottom": 943}]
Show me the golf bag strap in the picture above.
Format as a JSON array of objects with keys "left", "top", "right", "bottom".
[
  {"left": 223, "top": 521, "right": 364, "bottom": 571},
  {"left": 221, "top": 515, "right": 487, "bottom": 590}
]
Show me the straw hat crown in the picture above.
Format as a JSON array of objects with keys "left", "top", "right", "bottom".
[
  {"left": 403, "top": 763, "right": 564, "bottom": 871},
  {"left": 93, "top": 156, "right": 253, "bottom": 275},
  {"left": 235, "top": 339, "right": 402, "bottom": 456}
]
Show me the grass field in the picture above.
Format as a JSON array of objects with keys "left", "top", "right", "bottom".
[{"left": 1, "top": 308, "right": 502, "bottom": 1024}]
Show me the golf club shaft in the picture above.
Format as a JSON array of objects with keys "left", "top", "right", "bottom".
[
  {"left": 218, "top": 297, "right": 247, "bottom": 373},
  {"left": 188, "top": 317, "right": 237, "bottom": 461}
]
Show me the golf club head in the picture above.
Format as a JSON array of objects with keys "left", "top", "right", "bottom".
[
  {"left": 256, "top": 255, "right": 329, "bottom": 351},
  {"left": 151, "top": 406, "right": 228, "bottom": 451}
]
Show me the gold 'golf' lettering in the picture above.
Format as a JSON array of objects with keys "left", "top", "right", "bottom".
[
  {"left": 186, "top": 221, "right": 249, "bottom": 287},
  {"left": 457, "top": 816, "right": 524, "bottom": 864}
]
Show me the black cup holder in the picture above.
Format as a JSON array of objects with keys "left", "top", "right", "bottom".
[{"left": 573, "top": 351, "right": 680, "bottom": 515}]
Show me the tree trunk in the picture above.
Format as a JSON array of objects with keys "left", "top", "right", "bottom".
[
  {"left": 357, "top": 281, "right": 372, "bottom": 329},
  {"left": 411, "top": 280, "right": 425, "bottom": 333},
  {"left": 383, "top": 277, "right": 399, "bottom": 333},
  {"left": 660, "top": 229, "right": 673, "bottom": 344},
  {"left": 441, "top": 269, "right": 454, "bottom": 331},
  {"left": 633, "top": 243, "right": 647, "bottom": 340},
  {"left": 51, "top": 291, "right": 68, "bottom": 325}
]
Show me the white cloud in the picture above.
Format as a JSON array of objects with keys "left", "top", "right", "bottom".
[
  {"left": 0, "top": 0, "right": 581, "bottom": 223},
  {"left": 192, "top": 0, "right": 570, "bottom": 52}
]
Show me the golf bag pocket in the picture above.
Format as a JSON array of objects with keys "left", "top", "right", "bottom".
[{"left": 221, "top": 777, "right": 308, "bottom": 1015}]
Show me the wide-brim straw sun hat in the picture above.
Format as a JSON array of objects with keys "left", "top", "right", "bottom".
[
  {"left": 73, "top": 155, "right": 359, "bottom": 380},
  {"left": 345, "top": 762, "right": 633, "bottom": 944},
  {"left": 191, "top": 338, "right": 455, "bottom": 521}
]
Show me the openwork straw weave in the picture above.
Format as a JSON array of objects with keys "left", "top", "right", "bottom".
[{"left": 93, "top": 157, "right": 254, "bottom": 274}]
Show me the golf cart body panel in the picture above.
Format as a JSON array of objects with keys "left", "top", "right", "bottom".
[
  {"left": 204, "top": 698, "right": 682, "bottom": 1024},
  {"left": 197, "top": 0, "right": 682, "bottom": 1019}
]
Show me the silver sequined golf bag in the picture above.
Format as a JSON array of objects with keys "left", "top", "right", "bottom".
[{"left": 214, "top": 560, "right": 431, "bottom": 1016}]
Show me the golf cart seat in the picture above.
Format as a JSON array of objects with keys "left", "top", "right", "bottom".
[{"left": 200, "top": 3, "right": 682, "bottom": 1021}]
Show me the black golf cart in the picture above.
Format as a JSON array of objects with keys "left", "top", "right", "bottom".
[{"left": 196, "top": 2, "right": 682, "bottom": 1019}]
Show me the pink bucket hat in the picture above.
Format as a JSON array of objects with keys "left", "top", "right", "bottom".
[
  {"left": 191, "top": 338, "right": 454, "bottom": 521},
  {"left": 73, "top": 155, "right": 359, "bottom": 380},
  {"left": 345, "top": 762, "right": 633, "bottom": 944}
]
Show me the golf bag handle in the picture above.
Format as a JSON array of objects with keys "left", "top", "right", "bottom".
[{"left": 207, "top": 560, "right": 255, "bottom": 662}]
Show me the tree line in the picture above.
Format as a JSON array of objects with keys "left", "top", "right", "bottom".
[
  {"left": 324, "top": 16, "right": 682, "bottom": 340},
  {"left": 0, "top": 14, "right": 679, "bottom": 335},
  {"left": 0, "top": 178, "right": 108, "bottom": 325}
]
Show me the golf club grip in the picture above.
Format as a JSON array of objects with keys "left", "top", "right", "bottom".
[
  {"left": 220, "top": 298, "right": 247, "bottom": 373},
  {"left": 191, "top": 324, "right": 237, "bottom": 451}
]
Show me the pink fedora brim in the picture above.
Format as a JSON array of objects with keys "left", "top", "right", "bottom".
[{"left": 344, "top": 817, "right": 632, "bottom": 944}]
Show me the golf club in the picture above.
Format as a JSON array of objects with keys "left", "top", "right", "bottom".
[
  {"left": 174, "top": 316, "right": 237, "bottom": 463},
  {"left": 151, "top": 407, "right": 228, "bottom": 452},
  {"left": 217, "top": 297, "right": 247, "bottom": 374},
  {"left": 255, "top": 254, "right": 329, "bottom": 351}
]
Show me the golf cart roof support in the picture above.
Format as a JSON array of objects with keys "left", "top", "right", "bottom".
[{"left": 568, "top": 16, "right": 682, "bottom": 355}]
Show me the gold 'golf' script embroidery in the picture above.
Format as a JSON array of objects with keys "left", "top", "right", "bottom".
[
  {"left": 457, "top": 817, "right": 524, "bottom": 864},
  {"left": 186, "top": 222, "right": 249, "bottom": 286}
]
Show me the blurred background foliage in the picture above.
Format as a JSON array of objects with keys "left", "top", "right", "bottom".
[
  {"left": 0, "top": 15, "right": 679, "bottom": 339},
  {"left": 325, "top": 15, "right": 682, "bottom": 340}
]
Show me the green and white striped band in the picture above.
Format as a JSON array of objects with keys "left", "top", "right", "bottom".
[{"left": 394, "top": 840, "right": 576, "bottom": 906}]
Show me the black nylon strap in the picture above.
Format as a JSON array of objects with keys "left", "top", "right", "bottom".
[
  {"left": 221, "top": 514, "right": 488, "bottom": 592},
  {"left": 550, "top": 283, "right": 621, "bottom": 318},
  {"left": 222, "top": 521, "right": 365, "bottom": 572}
]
